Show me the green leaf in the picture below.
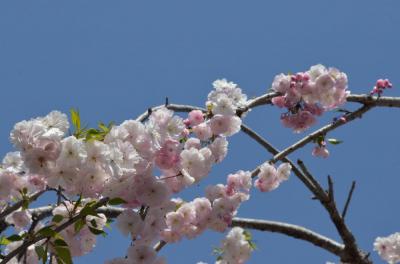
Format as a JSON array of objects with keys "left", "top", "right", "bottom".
[
  {"left": 70, "top": 108, "right": 81, "bottom": 132},
  {"left": 90, "top": 219, "right": 98, "bottom": 228},
  {"left": 22, "top": 199, "right": 30, "bottom": 210},
  {"left": 98, "top": 122, "right": 109, "bottom": 132},
  {"left": 72, "top": 195, "right": 82, "bottom": 215},
  {"left": 212, "top": 247, "right": 223, "bottom": 255},
  {"left": 243, "top": 230, "right": 252, "bottom": 241},
  {"left": 55, "top": 245, "right": 73, "bottom": 264},
  {"left": 314, "top": 135, "right": 325, "bottom": 145},
  {"left": 52, "top": 215, "right": 64, "bottom": 223},
  {"left": 74, "top": 219, "right": 86, "bottom": 233},
  {"left": 0, "top": 236, "right": 10, "bottom": 245},
  {"left": 37, "top": 227, "right": 57, "bottom": 238},
  {"left": 54, "top": 239, "right": 69, "bottom": 247},
  {"left": 108, "top": 197, "right": 126, "bottom": 206},
  {"left": 88, "top": 227, "right": 106, "bottom": 236},
  {"left": 85, "top": 128, "right": 102, "bottom": 141},
  {"left": 104, "top": 219, "right": 113, "bottom": 230},
  {"left": 248, "top": 241, "right": 257, "bottom": 250},
  {"left": 327, "top": 138, "right": 343, "bottom": 145},
  {"left": 6, "top": 234, "right": 23, "bottom": 242},
  {"left": 79, "top": 205, "right": 97, "bottom": 217},
  {"left": 35, "top": 245, "right": 47, "bottom": 263}
]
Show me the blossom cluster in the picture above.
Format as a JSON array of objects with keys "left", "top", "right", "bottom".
[
  {"left": 271, "top": 64, "right": 349, "bottom": 133},
  {"left": 162, "top": 170, "right": 252, "bottom": 242},
  {"left": 374, "top": 232, "right": 400, "bottom": 264},
  {"left": 215, "top": 227, "right": 254, "bottom": 264},
  {"left": 0, "top": 79, "right": 253, "bottom": 263},
  {"left": 254, "top": 162, "right": 291, "bottom": 192},
  {"left": 0, "top": 73, "right": 326, "bottom": 264}
]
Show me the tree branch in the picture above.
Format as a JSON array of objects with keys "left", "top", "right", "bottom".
[
  {"left": 235, "top": 92, "right": 400, "bottom": 115},
  {"left": 240, "top": 124, "right": 326, "bottom": 200},
  {"left": 272, "top": 104, "right": 373, "bottom": 163},
  {"left": 341, "top": 181, "right": 356, "bottom": 220},
  {"left": 1, "top": 198, "right": 110, "bottom": 264},
  {"left": 231, "top": 217, "right": 344, "bottom": 257},
  {"left": 0, "top": 189, "right": 47, "bottom": 221},
  {"left": 20, "top": 206, "right": 346, "bottom": 259}
]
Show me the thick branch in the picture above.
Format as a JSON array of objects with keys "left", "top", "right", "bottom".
[
  {"left": 236, "top": 92, "right": 400, "bottom": 114},
  {"left": 22, "top": 206, "right": 345, "bottom": 258},
  {"left": 296, "top": 169, "right": 371, "bottom": 264},
  {"left": 346, "top": 94, "right": 400, "bottom": 107},
  {"left": 231, "top": 217, "right": 344, "bottom": 257}
]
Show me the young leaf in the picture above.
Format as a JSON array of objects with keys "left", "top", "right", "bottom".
[
  {"left": 70, "top": 109, "right": 81, "bottom": 132},
  {"left": 35, "top": 245, "right": 47, "bottom": 263},
  {"left": 0, "top": 236, "right": 10, "bottom": 245},
  {"left": 6, "top": 234, "right": 23, "bottom": 242},
  {"left": 72, "top": 195, "right": 82, "bottom": 215},
  {"left": 52, "top": 214, "right": 64, "bottom": 223},
  {"left": 248, "top": 240, "right": 257, "bottom": 250},
  {"left": 79, "top": 205, "right": 97, "bottom": 217},
  {"left": 90, "top": 219, "right": 98, "bottom": 228},
  {"left": 88, "top": 227, "right": 106, "bottom": 236},
  {"left": 55, "top": 245, "right": 73, "bottom": 264},
  {"left": 74, "top": 218, "right": 86, "bottom": 233},
  {"left": 327, "top": 138, "right": 343, "bottom": 145},
  {"left": 37, "top": 227, "right": 57, "bottom": 238},
  {"left": 108, "top": 197, "right": 126, "bottom": 206},
  {"left": 54, "top": 239, "right": 69, "bottom": 247}
]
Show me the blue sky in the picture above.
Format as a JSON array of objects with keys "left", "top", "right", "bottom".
[{"left": 0, "top": 1, "right": 399, "bottom": 263}]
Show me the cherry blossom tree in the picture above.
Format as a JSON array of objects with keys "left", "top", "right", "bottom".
[{"left": 0, "top": 64, "right": 399, "bottom": 264}]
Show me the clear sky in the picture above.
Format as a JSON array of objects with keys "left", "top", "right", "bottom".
[{"left": 0, "top": 1, "right": 399, "bottom": 263}]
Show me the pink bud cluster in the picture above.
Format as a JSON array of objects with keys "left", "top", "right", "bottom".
[
  {"left": 271, "top": 64, "right": 349, "bottom": 133},
  {"left": 254, "top": 162, "right": 291, "bottom": 192},
  {"left": 370, "top": 78, "right": 393, "bottom": 96},
  {"left": 374, "top": 232, "right": 400, "bottom": 264}
]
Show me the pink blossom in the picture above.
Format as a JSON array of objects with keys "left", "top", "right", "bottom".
[
  {"left": 188, "top": 110, "right": 205, "bottom": 126},
  {"left": 210, "top": 115, "right": 241, "bottom": 137},
  {"left": 312, "top": 145, "right": 330, "bottom": 158},
  {"left": 192, "top": 122, "right": 212, "bottom": 141}
]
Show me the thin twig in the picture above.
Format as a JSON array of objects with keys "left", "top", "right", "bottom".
[
  {"left": 272, "top": 104, "right": 373, "bottom": 163},
  {"left": 0, "top": 190, "right": 47, "bottom": 220},
  {"left": 154, "top": 240, "right": 167, "bottom": 252},
  {"left": 241, "top": 124, "right": 326, "bottom": 200},
  {"left": 327, "top": 175, "right": 335, "bottom": 203},
  {"left": 342, "top": 181, "right": 356, "bottom": 219},
  {"left": 296, "top": 159, "right": 328, "bottom": 201}
]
